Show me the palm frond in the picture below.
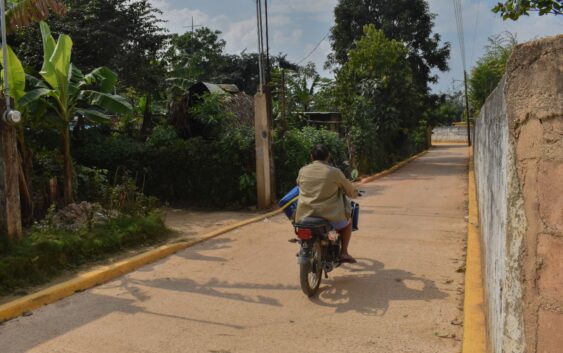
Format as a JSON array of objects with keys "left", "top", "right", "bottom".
[{"left": 6, "top": 0, "right": 67, "bottom": 33}]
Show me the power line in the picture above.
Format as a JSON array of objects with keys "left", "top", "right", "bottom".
[
  {"left": 453, "top": 0, "right": 467, "bottom": 71},
  {"left": 452, "top": 0, "right": 472, "bottom": 147},
  {"left": 297, "top": 29, "right": 331, "bottom": 65},
  {"left": 470, "top": 0, "right": 482, "bottom": 66}
]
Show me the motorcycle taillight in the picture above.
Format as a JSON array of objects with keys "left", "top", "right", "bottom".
[{"left": 294, "top": 227, "right": 313, "bottom": 240}]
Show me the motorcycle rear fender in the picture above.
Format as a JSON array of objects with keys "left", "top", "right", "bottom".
[{"left": 297, "top": 241, "right": 313, "bottom": 264}]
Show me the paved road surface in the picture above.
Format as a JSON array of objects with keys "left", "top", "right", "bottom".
[{"left": 0, "top": 145, "right": 468, "bottom": 353}]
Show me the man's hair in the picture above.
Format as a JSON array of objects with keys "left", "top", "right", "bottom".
[{"left": 311, "top": 144, "right": 330, "bottom": 161}]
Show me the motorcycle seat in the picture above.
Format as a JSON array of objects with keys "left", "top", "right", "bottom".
[{"left": 295, "top": 217, "right": 331, "bottom": 228}]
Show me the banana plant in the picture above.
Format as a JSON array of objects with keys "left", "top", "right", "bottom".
[
  {"left": 19, "top": 21, "right": 132, "bottom": 204},
  {"left": 5, "top": 0, "right": 67, "bottom": 33},
  {"left": 0, "top": 44, "right": 35, "bottom": 219},
  {"left": 0, "top": 45, "right": 26, "bottom": 101}
]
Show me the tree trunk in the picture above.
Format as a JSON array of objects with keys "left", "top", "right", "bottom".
[
  {"left": 17, "top": 129, "right": 34, "bottom": 224},
  {"left": 0, "top": 118, "right": 23, "bottom": 240},
  {"left": 63, "top": 128, "right": 74, "bottom": 205},
  {"left": 140, "top": 94, "right": 154, "bottom": 135}
]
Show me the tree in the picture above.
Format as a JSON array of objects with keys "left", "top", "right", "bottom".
[
  {"left": 493, "top": 0, "right": 562, "bottom": 20},
  {"left": 329, "top": 0, "right": 450, "bottom": 93},
  {"left": 469, "top": 32, "right": 517, "bottom": 112},
  {"left": 19, "top": 22, "right": 131, "bottom": 204},
  {"left": 426, "top": 91, "right": 465, "bottom": 127},
  {"left": 286, "top": 62, "right": 321, "bottom": 112},
  {"left": 335, "top": 25, "right": 421, "bottom": 172},
  {"left": 166, "top": 27, "right": 227, "bottom": 82},
  {"left": 10, "top": 0, "right": 168, "bottom": 135}
]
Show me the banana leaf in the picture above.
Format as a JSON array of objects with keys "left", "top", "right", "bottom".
[{"left": 0, "top": 46, "right": 26, "bottom": 99}]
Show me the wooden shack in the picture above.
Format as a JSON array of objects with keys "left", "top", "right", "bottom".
[{"left": 169, "top": 82, "right": 254, "bottom": 138}]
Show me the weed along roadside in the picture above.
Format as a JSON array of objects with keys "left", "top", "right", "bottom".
[{"left": 0, "top": 149, "right": 430, "bottom": 323}]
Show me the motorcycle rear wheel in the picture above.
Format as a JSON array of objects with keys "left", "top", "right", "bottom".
[{"left": 300, "top": 240, "right": 322, "bottom": 297}]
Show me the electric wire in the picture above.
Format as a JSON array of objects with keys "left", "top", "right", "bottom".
[
  {"left": 470, "top": 0, "right": 482, "bottom": 66},
  {"left": 453, "top": 0, "right": 467, "bottom": 71},
  {"left": 297, "top": 29, "right": 331, "bottom": 65}
]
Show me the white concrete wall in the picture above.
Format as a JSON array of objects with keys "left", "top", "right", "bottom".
[
  {"left": 474, "top": 76, "right": 526, "bottom": 353},
  {"left": 431, "top": 126, "right": 469, "bottom": 143}
]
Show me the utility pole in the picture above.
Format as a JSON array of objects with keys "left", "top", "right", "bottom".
[
  {"left": 463, "top": 70, "right": 472, "bottom": 146},
  {"left": 263, "top": 0, "right": 276, "bottom": 201},
  {"left": 254, "top": 0, "right": 274, "bottom": 209}
]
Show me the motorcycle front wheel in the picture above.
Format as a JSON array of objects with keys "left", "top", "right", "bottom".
[{"left": 300, "top": 240, "right": 322, "bottom": 297}]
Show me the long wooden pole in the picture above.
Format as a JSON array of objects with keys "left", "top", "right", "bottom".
[{"left": 464, "top": 70, "right": 472, "bottom": 146}]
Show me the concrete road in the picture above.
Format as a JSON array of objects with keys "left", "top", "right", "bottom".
[{"left": 0, "top": 145, "right": 468, "bottom": 353}]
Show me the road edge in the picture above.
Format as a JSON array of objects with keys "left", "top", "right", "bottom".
[
  {"left": 0, "top": 148, "right": 430, "bottom": 323},
  {"left": 0, "top": 209, "right": 281, "bottom": 323},
  {"left": 462, "top": 148, "right": 488, "bottom": 353}
]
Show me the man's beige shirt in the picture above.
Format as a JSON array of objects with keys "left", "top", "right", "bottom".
[{"left": 295, "top": 161, "right": 359, "bottom": 223}]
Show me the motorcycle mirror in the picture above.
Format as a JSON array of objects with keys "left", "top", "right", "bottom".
[{"left": 350, "top": 169, "right": 359, "bottom": 181}]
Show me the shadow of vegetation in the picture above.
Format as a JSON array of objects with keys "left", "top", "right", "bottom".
[
  {"left": 311, "top": 258, "right": 447, "bottom": 316},
  {"left": 0, "top": 290, "right": 248, "bottom": 353},
  {"left": 113, "top": 275, "right": 298, "bottom": 307},
  {"left": 176, "top": 237, "right": 234, "bottom": 262}
]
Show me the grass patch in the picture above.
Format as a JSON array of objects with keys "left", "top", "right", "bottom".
[{"left": 0, "top": 210, "right": 170, "bottom": 295}]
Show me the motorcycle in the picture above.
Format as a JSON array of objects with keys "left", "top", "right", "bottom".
[
  {"left": 280, "top": 185, "right": 362, "bottom": 297},
  {"left": 290, "top": 217, "right": 344, "bottom": 296}
]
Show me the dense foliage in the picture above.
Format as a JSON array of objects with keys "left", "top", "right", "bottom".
[
  {"left": 0, "top": 210, "right": 168, "bottom": 294},
  {"left": 426, "top": 91, "right": 465, "bottom": 126},
  {"left": 334, "top": 25, "right": 428, "bottom": 173},
  {"left": 493, "top": 0, "right": 562, "bottom": 20},
  {"left": 469, "top": 33, "right": 517, "bottom": 112},
  {"left": 275, "top": 127, "right": 349, "bottom": 196},
  {"left": 330, "top": 0, "right": 450, "bottom": 94}
]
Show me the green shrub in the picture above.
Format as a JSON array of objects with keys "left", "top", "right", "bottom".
[
  {"left": 275, "top": 126, "right": 349, "bottom": 196},
  {"left": 0, "top": 210, "right": 169, "bottom": 295},
  {"left": 74, "top": 124, "right": 257, "bottom": 207}
]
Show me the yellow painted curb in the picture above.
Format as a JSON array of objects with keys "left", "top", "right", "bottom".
[
  {"left": 462, "top": 148, "right": 488, "bottom": 353},
  {"left": 0, "top": 208, "right": 282, "bottom": 323},
  {"left": 358, "top": 149, "right": 429, "bottom": 185},
  {"left": 0, "top": 148, "right": 430, "bottom": 323}
]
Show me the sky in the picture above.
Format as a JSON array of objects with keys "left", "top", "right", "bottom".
[{"left": 148, "top": 0, "right": 563, "bottom": 93}]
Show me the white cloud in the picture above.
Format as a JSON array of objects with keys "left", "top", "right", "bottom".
[
  {"left": 273, "top": 29, "right": 303, "bottom": 45},
  {"left": 269, "top": 0, "right": 337, "bottom": 21},
  {"left": 149, "top": 0, "right": 211, "bottom": 34},
  {"left": 222, "top": 18, "right": 259, "bottom": 53}
]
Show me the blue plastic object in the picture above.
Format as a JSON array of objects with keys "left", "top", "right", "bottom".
[
  {"left": 279, "top": 186, "right": 299, "bottom": 220},
  {"left": 351, "top": 201, "right": 360, "bottom": 231}
]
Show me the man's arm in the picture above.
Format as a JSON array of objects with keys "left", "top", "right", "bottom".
[{"left": 335, "top": 169, "right": 359, "bottom": 198}]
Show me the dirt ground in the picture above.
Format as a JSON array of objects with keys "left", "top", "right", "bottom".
[{"left": 0, "top": 145, "right": 468, "bottom": 353}]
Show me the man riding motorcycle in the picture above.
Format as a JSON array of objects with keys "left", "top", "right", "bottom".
[{"left": 295, "top": 144, "right": 360, "bottom": 263}]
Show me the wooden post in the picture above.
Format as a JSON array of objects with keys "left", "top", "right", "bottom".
[
  {"left": 255, "top": 91, "right": 272, "bottom": 209},
  {"left": 463, "top": 70, "right": 472, "bottom": 147},
  {"left": 0, "top": 102, "right": 22, "bottom": 239}
]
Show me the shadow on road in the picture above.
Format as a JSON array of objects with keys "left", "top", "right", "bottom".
[
  {"left": 114, "top": 275, "right": 298, "bottom": 307},
  {"left": 311, "top": 258, "right": 447, "bottom": 316},
  {"left": 0, "top": 290, "right": 248, "bottom": 353}
]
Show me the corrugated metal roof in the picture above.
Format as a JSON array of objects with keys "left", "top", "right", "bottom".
[{"left": 199, "top": 82, "right": 240, "bottom": 94}]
